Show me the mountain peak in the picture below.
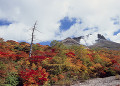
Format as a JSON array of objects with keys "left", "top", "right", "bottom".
[
  {"left": 61, "top": 37, "right": 80, "bottom": 46},
  {"left": 97, "top": 34, "right": 106, "bottom": 40}
]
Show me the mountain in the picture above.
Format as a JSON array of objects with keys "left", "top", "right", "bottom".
[
  {"left": 61, "top": 37, "right": 80, "bottom": 46},
  {"left": 89, "top": 38, "right": 120, "bottom": 50},
  {"left": 88, "top": 34, "right": 120, "bottom": 50},
  {"left": 62, "top": 34, "right": 120, "bottom": 50}
]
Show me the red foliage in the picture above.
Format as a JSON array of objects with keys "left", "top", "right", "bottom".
[
  {"left": 58, "top": 74, "right": 64, "bottom": 80},
  {"left": 19, "top": 68, "right": 48, "bottom": 85},
  {"left": 51, "top": 49, "right": 55, "bottom": 52},
  {"left": 87, "top": 54, "right": 94, "bottom": 61},
  {"left": 66, "top": 52, "right": 75, "bottom": 58},
  {"left": 0, "top": 50, "right": 26, "bottom": 60},
  {"left": 45, "top": 51, "right": 56, "bottom": 57},
  {"left": 33, "top": 49, "right": 57, "bottom": 57},
  {"left": 111, "top": 60, "right": 117, "bottom": 64},
  {"left": 29, "top": 56, "right": 52, "bottom": 63},
  {"left": 113, "top": 63, "right": 120, "bottom": 71},
  {"left": 0, "top": 51, "right": 8, "bottom": 56}
]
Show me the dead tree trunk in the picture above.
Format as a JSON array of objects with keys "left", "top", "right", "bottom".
[{"left": 29, "top": 22, "right": 37, "bottom": 57}]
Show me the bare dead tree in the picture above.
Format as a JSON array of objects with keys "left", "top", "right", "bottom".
[{"left": 29, "top": 21, "right": 37, "bottom": 57}]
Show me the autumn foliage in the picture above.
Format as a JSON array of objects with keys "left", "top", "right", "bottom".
[
  {"left": 19, "top": 68, "right": 48, "bottom": 85},
  {"left": 0, "top": 39, "right": 120, "bottom": 85}
]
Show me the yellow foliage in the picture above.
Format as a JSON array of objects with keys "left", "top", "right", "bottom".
[
  {"left": 26, "top": 60, "right": 30, "bottom": 65},
  {"left": 100, "top": 56, "right": 111, "bottom": 62},
  {"left": 81, "top": 65, "right": 87, "bottom": 70},
  {"left": 31, "top": 63, "right": 36, "bottom": 69},
  {"left": 28, "top": 77, "right": 36, "bottom": 83},
  {"left": 94, "top": 63, "right": 102, "bottom": 68},
  {"left": 90, "top": 66, "right": 94, "bottom": 70},
  {"left": 38, "top": 66, "right": 42, "bottom": 70}
]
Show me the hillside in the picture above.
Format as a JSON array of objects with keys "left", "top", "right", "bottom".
[
  {"left": 0, "top": 38, "right": 120, "bottom": 86},
  {"left": 62, "top": 34, "right": 120, "bottom": 50},
  {"left": 89, "top": 39, "right": 120, "bottom": 50},
  {"left": 61, "top": 37, "right": 80, "bottom": 46}
]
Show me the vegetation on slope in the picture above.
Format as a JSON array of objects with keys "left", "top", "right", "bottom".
[{"left": 0, "top": 38, "right": 120, "bottom": 86}]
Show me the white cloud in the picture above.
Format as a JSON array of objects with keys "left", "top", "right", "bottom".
[
  {"left": 0, "top": 0, "right": 69, "bottom": 42},
  {"left": 0, "top": 0, "right": 120, "bottom": 45},
  {"left": 79, "top": 33, "right": 98, "bottom": 46},
  {"left": 0, "top": 23, "right": 29, "bottom": 41},
  {"left": 59, "top": 0, "right": 120, "bottom": 45}
]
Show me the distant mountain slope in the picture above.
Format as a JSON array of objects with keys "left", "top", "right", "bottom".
[
  {"left": 62, "top": 34, "right": 120, "bottom": 50},
  {"left": 88, "top": 34, "right": 120, "bottom": 50},
  {"left": 61, "top": 37, "right": 80, "bottom": 46},
  {"left": 89, "top": 39, "right": 120, "bottom": 50}
]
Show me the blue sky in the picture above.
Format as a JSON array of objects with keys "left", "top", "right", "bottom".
[
  {"left": 114, "top": 29, "right": 120, "bottom": 35},
  {"left": 40, "top": 41, "right": 51, "bottom": 46},
  {"left": 40, "top": 17, "right": 78, "bottom": 45},
  {"left": 59, "top": 17, "right": 77, "bottom": 31},
  {"left": 0, "top": 16, "right": 78, "bottom": 45},
  {"left": 0, "top": 0, "right": 120, "bottom": 45},
  {"left": 0, "top": 19, "right": 12, "bottom": 26}
]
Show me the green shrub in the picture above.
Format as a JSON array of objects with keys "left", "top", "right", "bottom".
[{"left": 5, "top": 72, "right": 19, "bottom": 86}]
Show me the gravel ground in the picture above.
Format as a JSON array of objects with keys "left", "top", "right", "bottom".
[{"left": 71, "top": 75, "right": 120, "bottom": 86}]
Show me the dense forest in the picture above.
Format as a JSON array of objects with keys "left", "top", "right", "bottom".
[{"left": 0, "top": 38, "right": 120, "bottom": 86}]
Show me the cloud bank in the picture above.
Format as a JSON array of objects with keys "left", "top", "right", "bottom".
[{"left": 0, "top": 0, "right": 120, "bottom": 45}]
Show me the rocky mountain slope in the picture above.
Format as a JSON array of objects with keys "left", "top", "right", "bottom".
[
  {"left": 62, "top": 34, "right": 120, "bottom": 50},
  {"left": 61, "top": 37, "right": 80, "bottom": 46},
  {"left": 89, "top": 39, "right": 120, "bottom": 50},
  {"left": 89, "top": 34, "right": 120, "bottom": 50}
]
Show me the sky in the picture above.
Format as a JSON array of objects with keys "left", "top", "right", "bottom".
[{"left": 0, "top": 0, "right": 120, "bottom": 46}]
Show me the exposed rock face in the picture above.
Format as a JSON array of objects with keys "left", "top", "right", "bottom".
[
  {"left": 61, "top": 37, "right": 80, "bottom": 46},
  {"left": 62, "top": 34, "right": 120, "bottom": 50},
  {"left": 98, "top": 34, "right": 106, "bottom": 40},
  {"left": 89, "top": 39, "right": 120, "bottom": 50},
  {"left": 72, "top": 34, "right": 120, "bottom": 50},
  {"left": 72, "top": 34, "right": 106, "bottom": 43},
  {"left": 87, "top": 34, "right": 120, "bottom": 50},
  {"left": 73, "top": 36, "right": 84, "bottom": 43}
]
